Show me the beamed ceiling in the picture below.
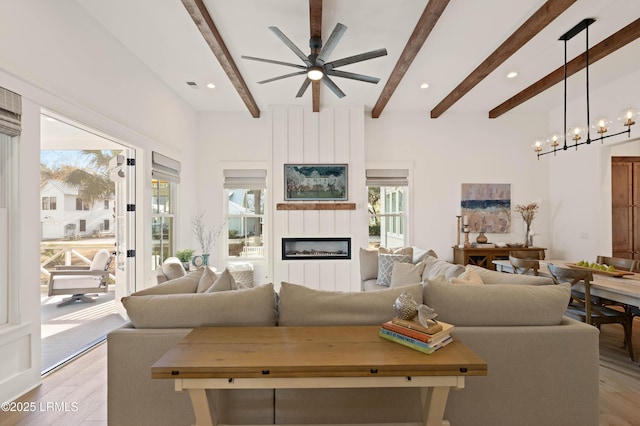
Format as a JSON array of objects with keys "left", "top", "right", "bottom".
[{"left": 76, "top": 0, "right": 640, "bottom": 119}]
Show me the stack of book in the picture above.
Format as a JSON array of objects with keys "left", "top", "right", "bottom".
[{"left": 379, "top": 317, "right": 455, "bottom": 354}]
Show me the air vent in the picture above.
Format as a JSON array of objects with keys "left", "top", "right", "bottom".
[{"left": 186, "top": 81, "right": 198, "bottom": 89}]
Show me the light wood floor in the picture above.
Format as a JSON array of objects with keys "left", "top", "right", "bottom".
[{"left": 1, "top": 319, "right": 639, "bottom": 426}]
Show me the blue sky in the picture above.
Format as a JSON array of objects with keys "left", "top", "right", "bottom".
[{"left": 40, "top": 150, "right": 97, "bottom": 169}]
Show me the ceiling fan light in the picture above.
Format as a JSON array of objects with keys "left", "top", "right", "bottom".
[{"left": 307, "top": 67, "right": 324, "bottom": 81}]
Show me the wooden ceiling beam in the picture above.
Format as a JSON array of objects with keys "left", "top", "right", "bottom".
[
  {"left": 489, "top": 17, "right": 640, "bottom": 118},
  {"left": 430, "top": 0, "right": 576, "bottom": 119},
  {"left": 181, "top": 0, "right": 260, "bottom": 118},
  {"left": 309, "top": 0, "right": 322, "bottom": 112},
  {"left": 371, "top": 0, "right": 450, "bottom": 119}
]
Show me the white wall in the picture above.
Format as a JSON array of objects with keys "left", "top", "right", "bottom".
[
  {"left": 365, "top": 111, "right": 551, "bottom": 260},
  {"left": 548, "top": 66, "right": 640, "bottom": 261},
  {"left": 0, "top": 0, "right": 197, "bottom": 404}
]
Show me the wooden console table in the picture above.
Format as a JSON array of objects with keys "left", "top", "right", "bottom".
[
  {"left": 453, "top": 246, "right": 546, "bottom": 270},
  {"left": 152, "top": 326, "right": 487, "bottom": 426}
]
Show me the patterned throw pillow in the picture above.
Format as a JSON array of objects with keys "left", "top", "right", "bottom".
[{"left": 376, "top": 253, "right": 412, "bottom": 286}]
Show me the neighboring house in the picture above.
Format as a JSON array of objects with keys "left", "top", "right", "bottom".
[{"left": 40, "top": 179, "right": 114, "bottom": 240}]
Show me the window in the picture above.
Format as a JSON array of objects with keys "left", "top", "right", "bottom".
[
  {"left": 104, "top": 199, "right": 109, "bottom": 209},
  {"left": 103, "top": 219, "right": 109, "bottom": 231},
  {"left": 79, "top": 219, "right": 86, "bottom": 232},
  {"left": 0, "top": 87, "right": 21, "bottom": 325},
  {"left": 366, "top": 169, "right": 409, "bottom": 248},
  {"left": 42, "top": 196, "right": 57, "bottom": 210},
  {"left": 224, "top": 169, "right": 267, "bottom": 259},
  {"left": 151, "top": 152, "right": 180, "bottom": 268},
  {"left": 75, "top": 197, "right": 89, "bottom": 211}
]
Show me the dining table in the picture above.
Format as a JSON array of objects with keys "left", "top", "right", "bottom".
[{"left": 492, "top": 259, "right": 640, "bottom": 309}]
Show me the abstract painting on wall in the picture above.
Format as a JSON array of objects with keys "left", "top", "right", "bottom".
[{"left": 461, "top": 183, "right": 511, "bottom": 233}]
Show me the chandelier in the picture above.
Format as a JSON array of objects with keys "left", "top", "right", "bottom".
[{"left": 534, "top": 18, "right": 637, "bottom": 158}]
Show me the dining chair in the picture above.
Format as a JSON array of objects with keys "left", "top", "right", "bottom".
[
  {"left": 509, "top": 250, "right": 544, "bottom": 260},
  {"left": 596, "top": 255, "right": 639, "bottom": 272},
  {"left": 547, "top": 263, "right": 634, "bottom": 361},
  {"left": 509, "top": 255, "right": 539, "bottom": 276}
]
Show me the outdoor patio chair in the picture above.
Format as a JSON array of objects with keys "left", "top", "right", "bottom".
[{"left": 48, "top": 248, "right": 112, "bottom": 307}]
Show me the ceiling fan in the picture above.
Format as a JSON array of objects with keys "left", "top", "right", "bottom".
[{"left": 241, "top": 23, "right": 387, "bottom": 99}]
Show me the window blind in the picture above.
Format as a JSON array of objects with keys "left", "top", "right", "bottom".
[
  {"left": 0, "top": 87, "right": 21, "bottom": 137},
  {"left": 223, "top": 169, "right": 267, "bottom": 190},
  {"left": 365, "top": 169, "right": 409, "bottom": 186},
  {"left": 151, "top": 151, "right": 181, "bottom": 183}
]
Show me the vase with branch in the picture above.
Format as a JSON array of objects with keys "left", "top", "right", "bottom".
[
  {"left": 514, "top": 202, "right": 539, "bottom": 247},
  {"left": 192, "top": 212, "right": 224, "bottom": 266}
]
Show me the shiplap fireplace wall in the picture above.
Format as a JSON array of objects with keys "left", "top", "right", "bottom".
[{"left": 271, "top": 107, "right": 368, "bottom": 292}]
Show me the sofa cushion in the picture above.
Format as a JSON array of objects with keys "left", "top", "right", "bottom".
[
  {"left": 423, "top": 280, "right": 571, "bottom": 326},
  {"left": 161, "top": 258, "right": 186, "bottom": 281},
  {"left": 450, "top": 265, "right": 484, "bottom": 284},
  {"left": 132, "top": 269, "right": 203, "bottom": 295},
  {"left": 379, "top": 246, "right": 413, "bottom": 256},
  {"left": 377, "top": 253, "right": 412, "bottom": 286},
  {"left": 122, "top": 283, "right": 277, "bottom": 328},
  {"left": 390, "top": 261, "right": 426, "bottom": 287},
  {"left": 471, "top": 265, "right": 554, "bottom": 286},
  {"left": 278, "top": 282, "right": 423, "bottom": 326},
  {"left": 421, "top": 256, "right": 465, "bottom": 281}
]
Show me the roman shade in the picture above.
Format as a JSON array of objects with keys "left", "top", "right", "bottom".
[
  {"left": 366, "top": 169, "right": 409, "bottom": 186},
  {"left": 151, "top": 152, "right": 181, "bottom": 183},
  {"left": 0, "top": 87, "right": 21, "bottom": 137},
  {"left": 223, "top": 169, "right": 267, "bottom": 190}
]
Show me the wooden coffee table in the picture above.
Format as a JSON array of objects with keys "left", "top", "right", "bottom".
[{"left": 152, "top": 325, "right": 487, "bottom": 426}]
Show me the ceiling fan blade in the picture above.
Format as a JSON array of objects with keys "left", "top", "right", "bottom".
[
  {"left": 326, "top": 69, "right": 380, "bottom": 84},
  {"left": 257, "top": 71, "right": 307, "bottom": 84},
  {"left": 268, "top": 26, "right": 312, "bottom": 66},
  {"left": 328, "top": 48, "right": 388, "bottom": 69},
  {"left": 322, "top": 75, "right": 346, "bottom": 99},
  {"left": 316, "top": 23, "right": 347, "bottom": 65},
  {"left": 241, "top": 55, "right": 306, "bottom": 69},
  {"left": 295, "top": 78, "right": 311, "bottom": 98}
]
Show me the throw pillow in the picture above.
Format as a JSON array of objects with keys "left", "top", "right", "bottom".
[
  {"left": 161, "top": 260, "right": 186, "bottom": 281},
  {"left": 205, "top": 268, "right": 236, "bottom": 293},
  {"left": 450, "top": 265, "right": 484, "bottom": 284},
  {"left": 412, "top": 247, "right": 438, "bottom": 263},
  {"left": 376, "top": 253, "right": 412, "bottom": 286},
  {"left": 421, "top": 255, "right": 465, "bottom": 282},
  {"left": 132, "top": 269, "right": 203, "bottom": 295},
  {"left": 379, "top": 246, "right": 413, "bottom": 256},
  {"left": 359, "top": 248, "right": 379, "bottom": 281},
  {"left": 197, "top": 266, "right": 219, "bottom": 293},
  {"left": 390, "top": 261, "right": 426, "bottom": 287},
  {"left": 423, "top": 280, "right": 571, "bottom": 326},
  {"left": 278, "top": 281, "right": 424, "bottom": 326},
  {"left": 122, "top": 283, "right": 277, "bottom": 328}
]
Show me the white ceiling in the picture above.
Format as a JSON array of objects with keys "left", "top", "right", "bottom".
[{"left": 74, "top": 0, "right": 640, "bottom": 117}]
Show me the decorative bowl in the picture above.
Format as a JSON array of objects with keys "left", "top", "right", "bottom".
[{"left": 506, "top": 243, "right": 524, "bottom": 248}]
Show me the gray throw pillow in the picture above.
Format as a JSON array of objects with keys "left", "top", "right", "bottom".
[
  {"left": 161, "top": 260, "right": 186, "bottom": 281},
  {"left": 376, "top": 253, "right": 412, "bottom": 286},
  {"left": 423, "top": 280, "right": 570, "bottom": 326},
  {"left": 122, "top": 283, "right": 277, "bottom": 328},
  {"left": 278, "top": 281, "right": 423, "bottom": 326},
  {"left": 421, "top": 256, "right": 465, "bottom": 281},
  {"left": 205, "top": 268, "right": 236, "bottom": 293}
]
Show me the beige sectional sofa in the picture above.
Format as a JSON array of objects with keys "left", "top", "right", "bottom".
[{"left": 107, "top": 258, "right": 600, "bottom": 426}]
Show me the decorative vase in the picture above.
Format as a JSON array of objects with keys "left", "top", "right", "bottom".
[
  {"left": 476, "top": 232, "right": 488, "bottom": 244},
  {"left": 202, "top": 253, "right": 210, "bottom": 266},
  {"left": 524, "top": 225, "right": 531, "bottom": 247}
]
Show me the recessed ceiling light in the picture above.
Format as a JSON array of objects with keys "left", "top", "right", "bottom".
[
  {"left": 420, "top": 83, "right": 430, "bottom": 89},
  {"left": 206, "top": 83, "right": 216, "bottom": 89},
  {"left": 507, "top": 71, "right": 519, "bottom": 79}
]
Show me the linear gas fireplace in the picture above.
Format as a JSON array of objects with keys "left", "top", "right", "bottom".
[{"left": 282, "top": 237, "right": 351, "bottom": 260}]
